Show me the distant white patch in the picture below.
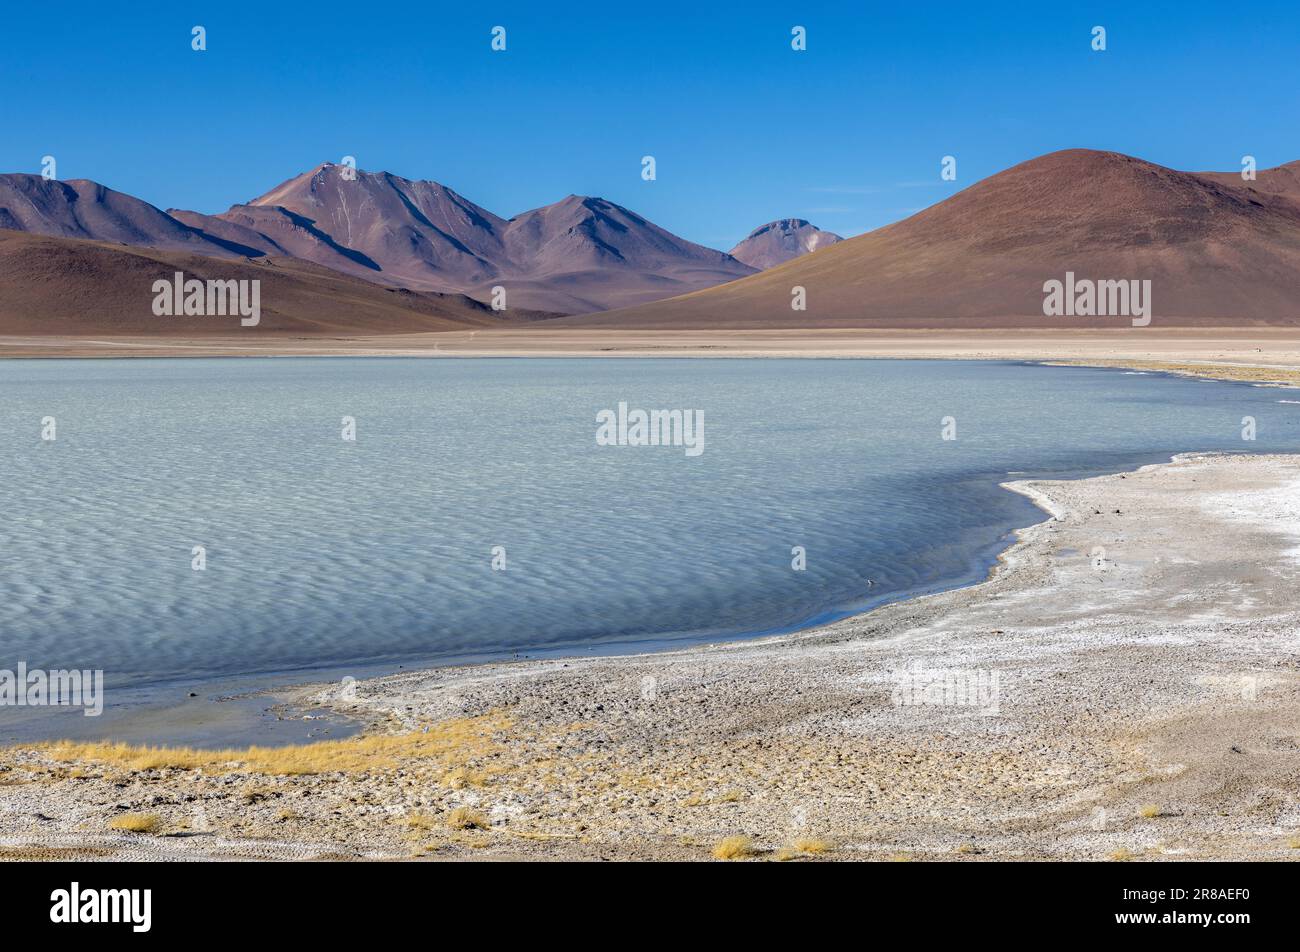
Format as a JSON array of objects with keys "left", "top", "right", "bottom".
[{"left": 1203, "top": 475, "right": 1300, "bottom": 564}]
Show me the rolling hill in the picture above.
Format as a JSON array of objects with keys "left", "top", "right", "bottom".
[
  {"left": 562, "top": 150, "right": 1300, "bottom": 329},
  {"left": 0, "top": 230, "right": 550, "bottom": 336}
]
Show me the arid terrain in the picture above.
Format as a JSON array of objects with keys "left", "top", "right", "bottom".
[
  {"left": 0, "top": 230, "right": 554, "bottom": 336},
  {"left": 0, "top": 165, "right": 759, "bottom": 315},
  {"left": 3, "top": 453, "right": 1298, "bottom": 861},
  {"left": 570, "top": 150, "right": 1300, "bottom": 329}
]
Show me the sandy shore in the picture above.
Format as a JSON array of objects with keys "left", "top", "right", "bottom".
[
  {"left": 3, "top": 329, "right": 1300, "bottom": 387},
  {"left": 3, "top": 452, "right": 1300, "bottom": 861}
]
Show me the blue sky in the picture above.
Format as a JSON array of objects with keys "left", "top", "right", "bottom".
[{"left": 3, "top": 1, "right": 1298, "bottom": 248}]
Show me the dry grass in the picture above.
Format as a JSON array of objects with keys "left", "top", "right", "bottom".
[
  {"left": 447, "top": 807, "right": 490, "bottom": 831},
  {"left": 405, "top": 813, "right": 439, "bottom": 832},
  {"left": 712, "top": 835, "right": 756, "bottom": 860},
  {"left": 442, "top": 766, "right": 487, "bottom": 789},
  {"left": 1109, "top": 847, "right": 1138, "bottom": 862},
  {"left": 36, "top": 712, "right": 510, "bottom": 776},
  {"left": 793, "top": 837, "right": 834, "bottom": 855},
  {"left": 1286, "top": 836, "right": 1300, "bottom": 849},
  {"left": 109, "top": 813, "right": 161, "bottom": 834},
  {"left": 0, "top": 845, "right": 112, "bottom": 859},
  {"left": 1138, "top": 804, "right": 1161, "bottom": 819},
  {"left": 448, "top": 831, "right": 491, "bottom": 848}
]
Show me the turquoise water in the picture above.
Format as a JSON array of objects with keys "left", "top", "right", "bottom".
[{"left": 0, "top": 357, "right": 1296, "bottom": 719}]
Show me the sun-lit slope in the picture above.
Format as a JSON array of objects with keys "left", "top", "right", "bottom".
[
  {"left": 0, "top": 230, "right": 552, "bottom": 335},
  {"left": 562, "top": 150, "right": 1300, "bottom": 329}
]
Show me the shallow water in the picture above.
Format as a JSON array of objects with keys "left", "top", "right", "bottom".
[{"left": 0, "top": 357, "right": 1296, "bottom": 735}]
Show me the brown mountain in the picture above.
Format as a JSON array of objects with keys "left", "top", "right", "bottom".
[
  {"left": 562, "top": 150, "right": 1300, "bottom": 329},
  {"left": 201, "top": 164, "right": 754, "bottom": 312},
  {"left": 0, "top": 164, "right": 754, "bottom": 315},
  {"left": 0, "top": 229, "right": 548, "bottom": 336},
  {"left": 0, "top": 174, "right": 261, "bottom": 258},
  {"left": 486, "top": 194, "right": 756, "bottom": 312},
  {"left": 1195, "top": 159, "right": 1300, "bottom": 210},
  {"left": 233, "top": 164, "right": 509, "bottom": 290},
  {"left": 729, "top": 218, "right": 842, "bottom": 269}
]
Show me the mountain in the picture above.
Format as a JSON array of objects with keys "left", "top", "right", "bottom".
[
  {"left": 0, "top": 175, "right": 261, "bottom": 258},
  {"left": 211, "top": 164, "right": 755, "bottom": 312},
  {"left": 234, "top": 164, "right": 509, "bottom": 291},
  {"left": 0, "top": 164, "right": 755, "bottom": 314},
  {"left": 561, "top": 150, "right": 1300, "bottom": 328},
  {"left": 0, "top": 229, "right": 550, "bottom": 336},
  {"left": 484, "top": 194, "right": 756, "bottom": 312},
  {"left": 1195, "top": 159, "right": 1300, "bottom": 210},
  {"left": 729, "top": 219, "right": 842, "bottom": 269}
]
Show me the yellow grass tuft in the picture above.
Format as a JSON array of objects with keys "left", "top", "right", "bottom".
[
  {"left": 1286, "top": 836, "right": 1300, "bottom": 849},
  {"left": 1109, "top": 848, "right": 1137, "bottom": 862},
  {"left": 793, "top": 837, "right": 834, "bottom": 855},
  {"left": 447, "top": 806, "right": 490, "bottom": 831},
  {"left": 712, "top": 835, "right": 756, "bottom": 860},
  {"left": 37, "top": 712, "right": 510, "bottom": 776},
  {"left": 1138, "top": 804, "right": 1161, "bottom": 819},
  {"left": 773, "top": 847, "right": 799, "bottom": 862},
  {"left": 109, "top": 813, "right": 160, "bottom": 834},
  {"left": 442, "top": 766, "right": 487, "bottom": 789},
  {"left": 405, "top": 813, "right": 438, "bottom": 831}
]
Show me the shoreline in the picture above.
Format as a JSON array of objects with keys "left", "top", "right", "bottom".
[
  {"left": 2, "top": 328, "right": 1300, "bottom": 388},
  {"left": 0, "top": 470, "right": 1031, "bottom": 748},
  {"left": 0, "top": 447, "right": 1190, "bottom": 749},
  {"left": 4, "top": 452, "right": 1299, "bottom": 860}
]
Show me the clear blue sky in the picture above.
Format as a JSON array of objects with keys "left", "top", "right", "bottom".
[{"left": 3, "top": 1, "right": 1298, "bottom": 248}]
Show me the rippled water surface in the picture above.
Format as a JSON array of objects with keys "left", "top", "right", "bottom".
[{"left": 2, "top": 358, "right": 1296, "bottom": 694}]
